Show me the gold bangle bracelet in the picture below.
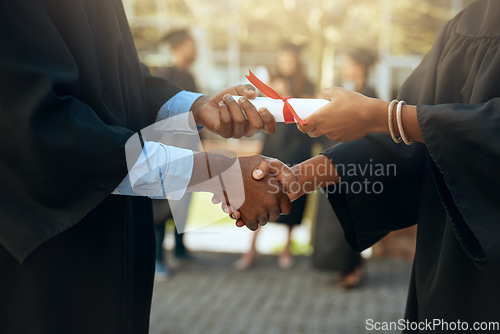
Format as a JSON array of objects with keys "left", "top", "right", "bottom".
[
  {"left": 388, "top": 100, "right": 402, "bottom": 143},
  {"left": 396, "top": 100, "right": 413, "bottom": 145}
]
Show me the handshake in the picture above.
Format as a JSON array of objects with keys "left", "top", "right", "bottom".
[{"left": 187, "top": 152, "right": 335, "bottom": 231}]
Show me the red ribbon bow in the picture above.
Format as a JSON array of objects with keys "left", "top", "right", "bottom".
[{"left": 245, "top": 70, "right": 307, "bottom": 125}]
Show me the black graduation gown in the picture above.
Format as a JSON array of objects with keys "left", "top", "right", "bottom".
[
  {"left": 0, "top": 1, "right": 180, "bottom": 333},
  {"left": 159, "top": 66, "right": 198, "bottom": 92},
  {"left": 323, "top": 1, "right": 500, "bottom": 331}
]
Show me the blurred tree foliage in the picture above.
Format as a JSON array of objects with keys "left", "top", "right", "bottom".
[{"left": 125, "top": 0, "right": 474, "bottom": 83}]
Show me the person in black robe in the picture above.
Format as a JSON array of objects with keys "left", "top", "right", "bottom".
[
  {"left": 312, "top": 47, "right": 379, "bottom": 289},
  {"left": 246, "top": 1, "right": 500, "bottom": 331},
  {"left": 158, "top": 28, "right": 198, "bottom": 93},
  {"left": 342, "top": 47, "right": 378, "bottom": 99},
  {"left": 0, "top": 1, "right": 284, "bottom": 333}
]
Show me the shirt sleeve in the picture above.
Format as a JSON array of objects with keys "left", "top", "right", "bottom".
[
  {"left": 114, "top": 90, "right": 203, "bottom": 200},
  {"left": 114, "top": 141, "right": 194, "bottom": 200},
  {"left": 156, "top": 90, "right": 204, "bottom": 121}
]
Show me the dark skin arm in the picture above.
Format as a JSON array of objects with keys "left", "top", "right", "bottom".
[{"left": 297, "top": 87, "right": 424, "bottom": 143}]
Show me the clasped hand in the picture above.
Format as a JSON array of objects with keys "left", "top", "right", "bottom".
[
  {"left": 214, "top": 156, "right": 293, "bottom": 231},
  {"left": 221, "top": 156, "right": 299, "bottom": 231}
]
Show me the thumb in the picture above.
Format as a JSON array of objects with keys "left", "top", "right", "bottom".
[
  {"left": 252, "top": 159, "right": 272, "bottom": 180},
  {"left": 269, "top": 159, "right": 295, "bottom": 191},
  {"left": 236, "top": 84, "right": 257, "bottom": 100},
  {"left": 320, "top": 87, "right": 342, "bottom": 100}
]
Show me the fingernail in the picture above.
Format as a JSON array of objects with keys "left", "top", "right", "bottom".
[
  {"left": 253, "top": 169, "right": 263, "bottom": 179},
  {"left": 238, "top": 97, "right": 247, "bottom": 104},
  {"left": 258, "top": 107, "right": 266, "bottom": 114},
  {"left": 219, "top": 101, "right": 225, "bottom": 107},
  {"left": 224, "top": 94, "right": 231, "bottom": 100}
]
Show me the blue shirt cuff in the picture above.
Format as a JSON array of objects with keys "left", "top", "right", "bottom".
[{"left": 156, "top": 90, "right": 204, "bottom": 121}]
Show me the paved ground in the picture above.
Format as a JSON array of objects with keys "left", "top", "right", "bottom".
[{"left": 149, "top": 253, "right": 412, "bottom": 334}]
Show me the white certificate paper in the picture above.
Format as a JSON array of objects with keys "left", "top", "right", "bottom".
[{"left": 232, "top": 96, "right": 329, "bottom": 123}]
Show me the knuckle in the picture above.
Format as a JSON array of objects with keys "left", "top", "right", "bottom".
[
  {"left": 250, "top": 118, "right": 264, "bottom": 129},
  {"left": 233, "top": 116, "right": 245, "bottom": 125}
]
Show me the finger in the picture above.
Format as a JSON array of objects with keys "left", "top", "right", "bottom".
[
  {"left": 252, "top": 159, "right": 272, "bottom": 180},
  {"left": 223, "top": 94, "right": 246, "bottom": 139},
  {"left": 218, "top": 101, "right": 233, "bottom": 138},
  {"left": 258, "top": 108, "right": 276, "bottom": 134},
  {"left": 221, "top": 202, "right": 230, "bottom": 214},
  {"left": 245, "top": 219, "right": 259, "bottom": 231},
  {"left": 268, "top": 158, "right": 290, "bottom": 177},
  {"left": 279, "top": 195, "right": 292, "bottom": 215},
  {"left": 236, "top": 84, "right": 257, "bottom": 100},
  {"left": 297, "top": 116, "right": 316, "bottom": 134},
  {"left": 231, "top": 210, "right": 241, "bottom": 220},
  {"left": 268, "top": 206, "right": 281, "bottom": 222},
  {"left": 307, "top": 130, "right": 322, "bottom": 138},
  {"left": 212, "top": 195, "right": 222, "bottom": 204},
  {"left": 235, "top": 219, "right": 245, "bottom": 228},
  {"left": 326, "top": 133, "right": 337, "bottom": 141},
  {"left": 238, "top": 97, "right": 263, "bottom": 135},
  {"left": 258, "top": 220, "right": 268, "bottom": 227},
  {"left": 320, "top": 87, "right": 341, "bottom": 100}
]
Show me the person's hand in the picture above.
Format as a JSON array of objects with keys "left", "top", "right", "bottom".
[
  {"left": 191, "top": 85, "right": 276, "bottom": 139},
  {"left": 219, "top": 155, "right": 292, "bottom": 231},
  {"left": 229, "top": 157, "right": 300, "bottom": 228},
  {"left": 297, "top": 87, "right": 387, "bottom": 141},
  {"left": 251, "top": 157, "right": 301, "bottom": 201}
]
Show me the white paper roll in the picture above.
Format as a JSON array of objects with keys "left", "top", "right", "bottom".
[{"left": 231, "top": 96, "right": 329, "bottom": 123}]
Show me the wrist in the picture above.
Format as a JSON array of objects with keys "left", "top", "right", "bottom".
[
  {"left": 191, "top": 96, "right": 210, "bottom": 126},
  {"left": 188, "top": 152, "right": 234, "bottom": 194},
  {"left": 290, "top": 164, "right": 308, "bottom": 201},
  {"left": 363, "top": 98, "right": 390, "bottom": 134}
]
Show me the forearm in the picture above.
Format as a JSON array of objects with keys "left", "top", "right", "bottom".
[
  {"left": 187, "top": 152, "right": 236, "bottom": 194},
  {"left": 366, "top": 98, "right": 424, "bottom": 143},
  {"left": 289, "top": 155, "right": 339, "bottom": 201}
]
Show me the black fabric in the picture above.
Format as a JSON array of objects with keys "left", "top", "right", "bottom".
[
  {"left": 323, "top": 0, "right": 500, "bottom": 328},
  {"left": 359, "top": 84, "right": 377, "bottom": 99},
  {"left": 312, "top": 193, "right": 361, "bottom": 272},
  {"left": 0, "top": 196, "right": 156, "bottom": 334},
  {"left": 0, "top": 0, "right": 181, "bottom": 332},
  {"left": 158, "top": 66, "right": 198, "bottom": 92},
  {"left": 0, "top": 0, "right": 181, "bottom": 263}
]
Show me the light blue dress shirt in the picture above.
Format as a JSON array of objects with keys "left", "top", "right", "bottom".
[{"left": 114, "top": 90, "right": 203, "bottom": 200}]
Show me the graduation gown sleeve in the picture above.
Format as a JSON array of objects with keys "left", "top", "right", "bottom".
[
  {"left": 417, "top": 100, "right": 500, "bottom": 267},
  {"left": 142, "top": 64, "right": 182, "bottom": 124},
  {"left": 0, "top": 1, "right": 152, "bottom": 263},
  {"left": 321, "top": 135, "right": 426, "bottom": 253}
]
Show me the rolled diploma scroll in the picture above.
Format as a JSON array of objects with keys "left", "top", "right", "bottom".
[{"left": 231, "top": 96, "right": 329, "bottom": 123}]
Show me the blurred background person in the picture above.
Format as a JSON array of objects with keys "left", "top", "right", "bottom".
[
  {"left": 342, "top": 47, "right": 378, "bottom": 98},
  {"left": 312, "top": 47, "right": 378, "bottom": 289},
  {"left": 234, "top": 42, "right": 317, "bottom": 271},
  {"left": 153, "top": 28, "right": 199, "bottom": 281},
  {"left": 158, "top": 28, "right": 198, "bottom": 92}
]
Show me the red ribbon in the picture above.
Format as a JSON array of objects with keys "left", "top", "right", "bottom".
[{"left": 245, "top": 70, "right": 307, "bottom": 125}]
